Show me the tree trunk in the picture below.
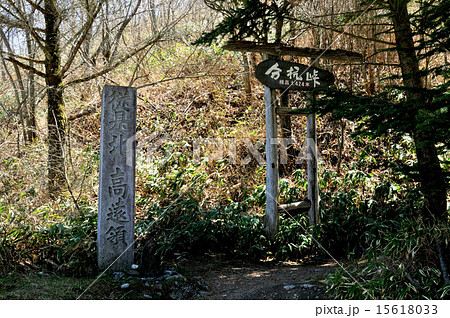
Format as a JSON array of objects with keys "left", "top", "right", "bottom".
[
  {"left": 149, "top": 0, "right": 158, "bottom": 34},
  {"left": 45, "top": 0, "right": 66, "bottom": 196},
  {"left": 242, "top": 52, "right": 252, "bottom": 95},
  {"left": 47, "top": 83, "right": 66, "bottom": 196},
  {"left": 0, "top": 28, "right": 28, "bottom": 145},
  {"left": 26, "top": 68, "right": 37, "bottom": 143},
  {"left": 25, "top": 15, "right": 37, "bottom": 143},
  {"left": 0, "top": 40, "right": 6, "bottom": 82},
  {"left": 390, "top": 3, "right": 447, "bottom": 223}
]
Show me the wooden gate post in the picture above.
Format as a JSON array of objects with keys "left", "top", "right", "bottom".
[
  {"left": 306, "top": 94, "right": 319, "bottom": 226},
  {"left": 264, "top": 85, "right": 279, "bottom": 239},
  {"left": 222, "top": 42, "right": 361, "bottom": 236}
]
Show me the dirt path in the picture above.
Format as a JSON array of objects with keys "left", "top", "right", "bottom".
[
  {"left": 0, "top": 255, "right": 337, "bottom": 299},
  {"left": 183, "top": 255, "right": 337, "bottom": 300}
]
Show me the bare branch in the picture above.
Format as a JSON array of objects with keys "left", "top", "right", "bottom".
[
  {"left": 286, "top": 16, "right": 395, "bottom": 46},
  {"left": 59, "top": 0, "right": 105, "bottom": 76},
  {"left": 335, "top": 62, "right": 401, "bottom": 67},
  {"left": 5, "top": 55, "right": 46, "bottom": 78},
  {"left": 24, "top": 0, "right": 46, "bottom": 14},
  {"left": 136, "top": 73, "right": 232, "bottom": 90},
  {"left": 68, "top": 105, "right": 98, "bottom": 121},
  {"left": 0, "top": 28, "right": 27, "bottom": 93},
  {"left": 306, "top": 7, "right": 380, "bottom": 19},
  {"left": 64, "top": 0, "right": 196, "bottom": 87},
  {"left": 0, "top": 50, "right": 45, "bottom": 64},
  {"left": 109, "top": 0, "right": 142, "bottom": 60},
  {"left": 3, "top": 0, "right": 48, "bottom": 56},
  {"left": 0, "top": 38, "right": 24, "bottom": 113},
  {"left": 62, "top": 34, "right": 163, "bottom": 87},
  {"left": 0, "top": 13, "right": 44, "bottom": 33}
]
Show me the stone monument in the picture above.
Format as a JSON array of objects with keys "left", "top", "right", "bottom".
[{"left": 98, "top": 85, "right": 137, "bottom": 271}]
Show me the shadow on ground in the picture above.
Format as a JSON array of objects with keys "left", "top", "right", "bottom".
[{"left": 182, "top": 254, "right": 337, "bottom": 300}]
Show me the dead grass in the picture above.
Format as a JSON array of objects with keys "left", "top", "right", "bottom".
[{"left": 0, "top": 272, "right": 130, "bottom": 300}]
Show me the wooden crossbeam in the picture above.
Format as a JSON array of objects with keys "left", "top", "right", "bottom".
[
  {"left": 278, "top": 201, "right": 311, "bottom": 216},
  {"left": 276, "top": 107, "right": 309, "bottom": 116},
  {"left": 223, "top": 40, "right": 363, "bottom": 62}
]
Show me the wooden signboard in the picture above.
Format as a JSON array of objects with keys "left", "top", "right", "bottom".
[{"left": 255, "top": 59, "right": 334, "bottom": 91}]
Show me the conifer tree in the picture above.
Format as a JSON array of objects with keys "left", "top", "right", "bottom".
[{"left": 317, "top": 0, "right": 449, "bottom": 223}]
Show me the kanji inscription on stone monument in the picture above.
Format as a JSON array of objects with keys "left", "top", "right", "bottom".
[{"left": 98, "top": 85, "right": 137, "bottom": 271}]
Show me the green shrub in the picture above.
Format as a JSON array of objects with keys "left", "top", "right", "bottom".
[
  {"left": 0, "top": 203, "right": 97, "bottom": 277},
  {"left": 136, "top": 183, "right": 270, "bottom": 261},
  {"left": 318, "top": 175, "right": 423, "bottom": 258},
  {"left": 324, "top": 218, "right": 450, "bottom": 299},
  {"left": 135, "top": 148, "right": 317, "bottom": 263}
]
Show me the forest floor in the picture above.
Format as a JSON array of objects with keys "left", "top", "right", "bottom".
[
  {"left": 186, "top": 254, "right": 337, "bottom": 300},
  {"left": 0, "top": 254, "right": 337, "bottom": 300}
]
